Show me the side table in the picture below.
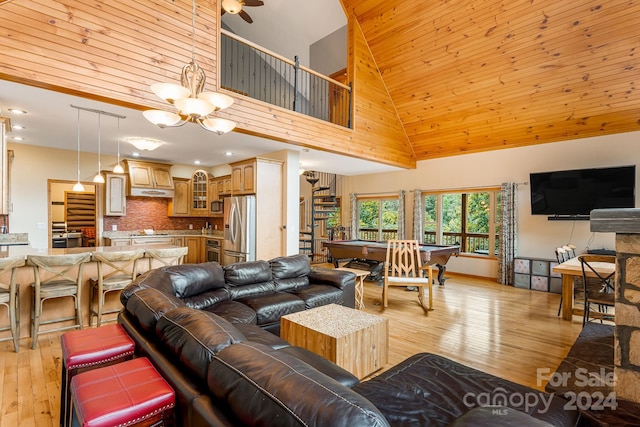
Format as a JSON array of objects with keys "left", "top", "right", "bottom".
[
  {"left": 336, "top": 267, "right": 369, "bottom": 309},
  {"left": 281, "top": 304, "right": 388, "bottom": 379}
]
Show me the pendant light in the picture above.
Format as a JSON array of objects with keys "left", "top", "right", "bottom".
[
  {"left": 72, "top": 109, "right": 85, "bottom": 192},
  {"left": 93, "top": 113, "right": 105, "bottom": 183},
  {"left": 113, "top": 117, "right": 124, "bottom": 173}
]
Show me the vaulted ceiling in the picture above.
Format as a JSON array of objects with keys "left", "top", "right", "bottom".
[{"left": 342, "top": 0, "right": 640, "bottom": 160}]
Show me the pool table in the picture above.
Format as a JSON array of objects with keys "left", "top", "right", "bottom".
[{"left": 322, "top": 240, "right": 460, "bottom": 285}]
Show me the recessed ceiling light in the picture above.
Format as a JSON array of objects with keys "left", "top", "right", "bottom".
[
  {"left": 12, "top": 125, "right": 25, "bottom": 130},
  {"left": 7, "top": 108, "right": 27, "bottom": 114},
  {"left": 11, "top": 136, "right": 24, "bottom": 141},
  {"left": 225, "top": 151, "right": 233, "bottom": 156},
  {"left": 132, "top": 152, "right": 140, "bottom": 157},
  {"left": 194, "top": 160, "right": 201, "bottom": 165}
]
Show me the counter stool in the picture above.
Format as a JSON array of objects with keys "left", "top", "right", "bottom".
[
  {"left": 69, "top": 357, "right": 175, "bottom": 427},
  {"left": 145, "top": 246, "right": 188, "bottom": 270},
  {"left": 0, "top": 256, "right": 25, "bottom": 353},
  {"left": 60, "top": 323, "right": 135, "bottom": 427}
]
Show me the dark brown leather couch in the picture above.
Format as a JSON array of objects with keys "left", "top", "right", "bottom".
[{"left": 118, "top": 254, "right": 583, "bottom": 427}]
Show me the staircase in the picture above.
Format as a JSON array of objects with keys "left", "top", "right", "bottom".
[{"left": 299, "top": 171, "right": 340, "bottom": 263}]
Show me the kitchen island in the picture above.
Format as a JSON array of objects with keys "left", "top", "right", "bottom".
[{"left": 0, "top": 244, "right": 186, "bottom": 340}]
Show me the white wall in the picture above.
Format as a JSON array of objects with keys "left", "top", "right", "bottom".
[{"left": 341, "top": 132, "right": 640, "bottom": 278}]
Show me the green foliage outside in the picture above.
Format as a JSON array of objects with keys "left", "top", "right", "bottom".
[{"left": 358, "top": 199, "right": 399, "bottom": 234}]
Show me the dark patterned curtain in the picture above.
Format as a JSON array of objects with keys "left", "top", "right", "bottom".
[
  {"left": 498, "top": 182, "right": 518, "bottom": 285},
  {"left": 412, "top": 190, "right": 424, "bottom": 243}
]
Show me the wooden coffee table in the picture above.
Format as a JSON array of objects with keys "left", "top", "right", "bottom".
[{"left": 280, "top": 304, "right": 388, "bottom": 379}]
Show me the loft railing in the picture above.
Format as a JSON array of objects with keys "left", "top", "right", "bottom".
[{"left": 221, "top": 29, "right": 352, "bottom": 128}]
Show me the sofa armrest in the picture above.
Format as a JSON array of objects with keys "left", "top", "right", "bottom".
[{"left": 309, "top": 267, "right": 356, "bottom": 308}]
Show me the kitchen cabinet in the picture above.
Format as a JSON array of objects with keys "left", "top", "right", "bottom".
[
  {"left": 230, "top": 158, "right": 285, "bottom": 260},
  {"left": 184, "top": 236, "right": 204, "bottom": 263},
  {"left": 124, "top": 160, "right": 174, "bottom": 197},
  {"left": 0, "top": 117, "right": 10, "bottom": 214},
  {"left": 131, "top": 236, "right": 174, "bottom": 246},
  {"left": 104, "top": 237, "right": 131, "bottom": 246},
  {"left": 104, "top": 172, "right": 126, "bottom": 216},
  {"left": 231, "top": 160, "right": 255, "bottom": 195},
  {"left": 213, "top": 175, "right": 231, "bottom": 198},
  {"left": 190, "top": 170, "right": 209, "bottom": 216},
  {"left": 168, "top": 178, "right": 190, "bottom": 217},
  {"left": 173, "top": 236, "right": 185, "bottom": 247}
]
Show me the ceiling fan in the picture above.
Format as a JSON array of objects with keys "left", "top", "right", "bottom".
[{"left": 221, "top": 0, "right": 264, "bottom": 24}]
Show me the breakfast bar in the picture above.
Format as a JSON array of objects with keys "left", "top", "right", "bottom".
[{"left": 0, "top": 244, "right": 186, "bottom": 340}]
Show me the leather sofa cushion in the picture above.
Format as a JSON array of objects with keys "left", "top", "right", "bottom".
[
  {"left": 292, "top": 284, "right": 344, "bottom": 309},
  {"left": 164, "top": 262, "right": 226, "bottom": 299},
  {"left": 125, "top": 287, "right": 186, "bottom": 333},
  {"left": 156, "top": 307, "right": 245, "bottom": 380},
  {"left": 182, "top": 288, "right": 230, "bottom": 310},
  {"left": 236, "top": 292, "right": 305, "bottom": 325},
  {"left": 208, "top": 342, "right": 390, "bottom": 427},
  {"left": 120, "top": 268, "right": 175, "bottom": 306},
  {"left": 309, "top": 267, "right": 354, "bottom": 290},
  {"left": 206, "top": 300, "right": 257, "bottom": 324},
  {"left": 234, "top": 323, "right": 290, "bottom": 350},
  {"left": 353, "top": 353, "right": 579, "bottom": 427},
  {"left": 224, "top": 261, "right": 275, "bottom": 299},
  {"left": 449, "top": 406, "right": 554, "bottom": 427},
  {"left": 270, "top": 254, "right": 311, "bottom": 291},
  {"left": 277, "top": 346, "right": 360, "bottom": 388}
]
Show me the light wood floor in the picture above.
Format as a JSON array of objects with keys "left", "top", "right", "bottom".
[{"left": 0, "top": 274, "right": 583, "bottom": 426}]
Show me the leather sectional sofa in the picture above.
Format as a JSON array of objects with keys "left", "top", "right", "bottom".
[{"left": 118, "top": 254, "right": 582, "bottom": 426}]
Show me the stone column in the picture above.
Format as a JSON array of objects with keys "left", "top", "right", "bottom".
[{"left": 591, "top": 209, "right": 640, "bottom": 404}]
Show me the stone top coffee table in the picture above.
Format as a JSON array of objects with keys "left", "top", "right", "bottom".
[{"left": 280, "top": 304, "right": 389, "bottom": 379}]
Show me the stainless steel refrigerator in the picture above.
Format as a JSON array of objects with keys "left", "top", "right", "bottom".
[{"left": 223, "top": 195, "right": 256, "bottom": 265}]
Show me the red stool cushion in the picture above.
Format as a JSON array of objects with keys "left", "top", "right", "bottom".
[
  {"left": 71, "top": 357, "right": 174, "bottom": 427},
  {"left": 61, "top": 324, "right": 135, "bottom": 369}
]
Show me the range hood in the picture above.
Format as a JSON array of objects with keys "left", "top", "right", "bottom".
[{"left": 124, "top": 160, "right": 175, "bottom": 198}]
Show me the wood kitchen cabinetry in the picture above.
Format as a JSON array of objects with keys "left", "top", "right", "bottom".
[
  {"left": 168, "top": 178, "right": 190, "bottom": 217},
  {"left": 190, "top": 170, "right": 209, "bottom": 216},
  {"left": 103, "top": 172, "right": 126, "bottom": 216},
  {"left": 231, "top": 160, "right": 255, "bottom": 195},
  {"left": 124, "top": 160, "right": 174, "bottom": 196},
  {"left": 184, "top": 236, "right": 204, "bottom": 263}
]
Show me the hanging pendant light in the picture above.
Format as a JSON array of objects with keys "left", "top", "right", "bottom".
[
  {"left": 72, "top": 109, "right": 85, "bottom": 192},
  {"left": 143, "top": 0, "right": 236, "bottom": 134},
  {"left": 93, "top": 113, "right": 105, "bottom": 183},
  {"left": 113, "top": 117, "right": 124, "bottom": 173}
]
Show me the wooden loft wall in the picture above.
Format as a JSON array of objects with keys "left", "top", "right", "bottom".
[{"left": 0, "top": 0, "right": 415, "bottom": 170}]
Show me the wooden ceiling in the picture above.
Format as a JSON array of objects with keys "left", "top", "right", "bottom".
[{"left": 342, "top": 0, "right": 640, "bottom": 160}]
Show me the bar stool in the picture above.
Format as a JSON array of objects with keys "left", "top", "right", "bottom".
[
  {"left": 60, "top": 323, "right": 135, "bottom": 427},
  {"left": 69, "top": 357, "right": 175, "bottom": 427},
  {"left": 27, "top": 252, "right": 91, "bottom": 349},
  {"left": 0, "top": 256, "right": 25, "bottom": 352},
  {"left": 145, "top": 246, "right": 188, "bottom": 270},
  {"left": 89, "top": 249, "right": 145, "bottom": 327}
]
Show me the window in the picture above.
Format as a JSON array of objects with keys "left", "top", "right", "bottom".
[
  {"left": 357, "top": 198, "right": 399, "bottom": 241},
  {"left": 423, "top": 189, "right": 500, "bottom": 255}
]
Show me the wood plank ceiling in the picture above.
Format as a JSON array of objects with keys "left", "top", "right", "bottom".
[{"left": 342, "top": 0, "right": 640, "bottom": 160}]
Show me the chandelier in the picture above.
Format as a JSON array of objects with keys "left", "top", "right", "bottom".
[{"left": 143, "top": 0, "right": 236, "bottom": 135}]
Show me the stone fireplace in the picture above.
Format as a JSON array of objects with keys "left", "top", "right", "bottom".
[{"left": 591, "top": 208, "right": 640, "bottom": 403}]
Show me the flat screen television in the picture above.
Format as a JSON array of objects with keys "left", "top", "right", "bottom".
[{"left": 530, "top": 165, "right": 636, "bottom": 218}]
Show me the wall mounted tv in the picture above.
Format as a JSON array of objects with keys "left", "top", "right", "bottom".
[{"left": 530, "top": 165, "right": 636, "bottom": 219}]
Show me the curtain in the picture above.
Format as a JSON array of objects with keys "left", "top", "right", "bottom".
[
  {"left": 349, "top": 193, "right": 358, "bottom": 239},
  {"left": 498, "top": 182, "right": 518, "bottom": 285},
  {"left": 412, "top": 190, "right": 424, "bottom": 243},
  {"left": 397, "top": 190, "right": 406, "bottom": 239}
]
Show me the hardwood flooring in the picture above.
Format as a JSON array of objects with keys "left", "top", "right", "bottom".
[{"left": 0, "top": 274, "right": 583, "bottom": 426}]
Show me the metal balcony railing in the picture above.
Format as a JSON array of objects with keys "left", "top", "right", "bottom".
[
  {"left": 357, "top": 229, "right": 496, "bottom": 255},
  {"left": 221, "top": 30, "right": 352, "bottom": 128}
]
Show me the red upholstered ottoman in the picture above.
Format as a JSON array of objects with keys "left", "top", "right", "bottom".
[
  {"left": 69, "top": 357, "right": 175, "bottom": 427},
  {"left": 60, "top": 324, "right": 135, "bottom": 427}
]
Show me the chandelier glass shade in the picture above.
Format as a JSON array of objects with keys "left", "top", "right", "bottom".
[
  {"left": 222, "top": 0, "right": 243, "bottom": 14},
  {"left": 144, "top": 0, "right": 236, "bottom": 135}
]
